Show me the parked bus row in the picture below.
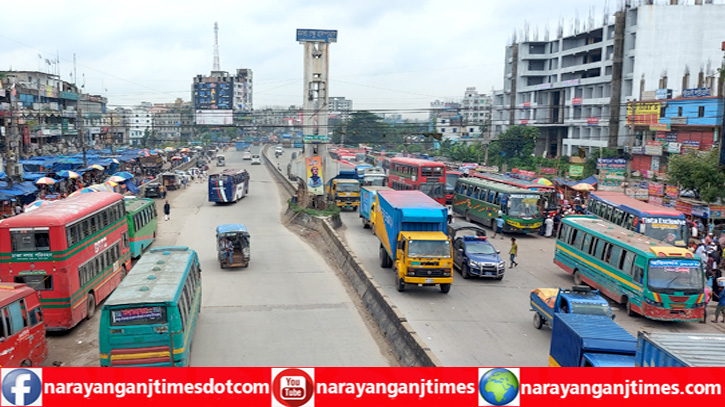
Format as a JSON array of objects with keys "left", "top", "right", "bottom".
[{"left": 0, "top": 192, "right": 160, "bottom": 366}]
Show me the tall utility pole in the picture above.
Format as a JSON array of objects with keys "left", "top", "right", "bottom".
[
  {"left": 297, "top": 28, "right": 337, "bottom": 203},
  {"left": 77, "top": 102, "right": 87, "bottom": 167}
]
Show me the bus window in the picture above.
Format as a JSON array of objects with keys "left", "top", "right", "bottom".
[
  {"left": 573, "top": 230, "right": 584, "bottom": 248},
  {"left": 603, "top": 243, "right": 612, "bottom": 263},
  {"left": 594, "top": 239, "right": 605, "bottom": 259},
  {"left": 621, "top": 251, "right": 635, "bottom": 275},
  {"left": 568, "top": 229, "right": 578, "bottom": 246},
  {"left": 10, "top": 230, "right": 50, "bottom": 252},
  {"left": 588, "top": 238, "right": 598, "bottom": 256},
  {"left": 582, "top": 233, "right": 593, "bottom": 252},
  {"left": 608, "top": 246, "right": 623, "bottom": 268},
  {"left": 633, "top": 263, "right": 644, "bottom": 284},
  {"left": 14, "top": 275, "right": 52, "bottom": 291},
  {"left": 7, "top": 301, "right": 27, "bottom": 334}
]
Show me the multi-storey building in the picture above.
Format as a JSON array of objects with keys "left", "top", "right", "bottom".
[
  {"left": 192, "top": 69, "right": 253, "bottom": 126},
  {"left": 329, "top": 97, "right": 352, "bottom": 122},
  {"left": 491, "top": 0, "right": 725, "bottom": 159},
  {"left": 0, "top": 71, "right": 81, "bottom": 157},
  {"left": 126, "top": 103, "right": 152, "bottom": 146}
]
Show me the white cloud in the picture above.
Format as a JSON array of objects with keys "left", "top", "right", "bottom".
[{"left": 0, "top": 0, "right": 607, "bottom": 112}]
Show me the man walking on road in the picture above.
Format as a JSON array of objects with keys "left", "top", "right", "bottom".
[
  {"left": 509, "top": 238, "right": 519, "bottom": 268},
  {"left": 493, "top": 216, "right": 505, "bottom": 239},
  {"left": 164, "top": 200, "right": 171, "bottom": 221}
]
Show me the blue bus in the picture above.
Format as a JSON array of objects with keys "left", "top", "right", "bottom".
[
  {"left": 98, "top": 247, "right": 202, "bottom": 366},
  {"left": 208, "top": 168, "right": 249, "bottom": 203},
  {"left": 587, "top": 191, "right": 688, "bottom": 247},
  {"left": 293, "top": 135, "right": 303, "bottom": 148}
]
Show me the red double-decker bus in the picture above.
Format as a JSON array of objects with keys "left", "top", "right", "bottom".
[
  {"left": 0, "top": 283, "right": 48, "bottom": 367},
  {"left": 388, "top": 157, "right": 446, "bottom": 204},
  {"left": 0, "top": 192, "right": 131, "bottom": 331}
]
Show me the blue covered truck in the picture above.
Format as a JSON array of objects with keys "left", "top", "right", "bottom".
[
  {"left": 530, "top": 285, "right": 613, "bottom": 329},
  {"left": 635, "top": 332, "right": 725, "bottom": 367},
  {"left": 359, "top": 186, "right": 392, "bottom": 229},
  {"left": 549, "top": 313, "right": 636, "bottom": 367},
  {"left": 374, "top": 190, "right": 453, "bottom": 293}
]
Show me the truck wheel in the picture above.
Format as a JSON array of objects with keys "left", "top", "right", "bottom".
[
  {"left": 625, "top": 298, "right": 637, "bottom": 317},
  {"left": 573, "top": 270, "right": 582, "bottom": 285},
  {"left": 380, "top": 246, "right": 392, "bottom": 268},
  {"left": 462, "top": 264, "right": 471, "bottom": 279},
  {"left": 397, "top": 278, "right": 406, "bottom": 292},
  {"left": 440, "top": 284, "right": 451, "bottom": 294}
]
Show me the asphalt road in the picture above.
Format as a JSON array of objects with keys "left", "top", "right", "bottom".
[
  {"left": 45, "top": 146, "right": 390, "bottom": 367},
  {"left": 336, "top": 195, "right": 725, "bottom": 367}
]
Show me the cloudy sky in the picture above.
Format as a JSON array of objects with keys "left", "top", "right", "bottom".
[{"left": 1, "top": 0, "right": 612, "bottom": 115}]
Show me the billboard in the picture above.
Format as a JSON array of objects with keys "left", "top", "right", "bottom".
[
  {"left": 626, "top": 102, "right": 660, "bottom": 126},
  {"left": 195, "top": 110, "right": 233, "bottom": 125},
  {"left": 306, "top": 156, "right": 324, "bottom": 195},
  {"left": 193, "top": 81, "right": 233, "bottom": 110}
]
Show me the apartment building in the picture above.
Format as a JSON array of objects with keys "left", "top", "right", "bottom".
[{"left": 492, "top": 0, "right": 725, "bottom": 159}]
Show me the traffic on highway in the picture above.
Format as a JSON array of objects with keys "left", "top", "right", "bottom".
[{"left": 0, "top": 143, "right": 722, "bottom": 368}]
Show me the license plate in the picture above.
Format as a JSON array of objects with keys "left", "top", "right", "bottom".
[
  {"left": 486, "top": 272, "right": 495, "bottom": 275},
  {"left": 425, "top": 278, "right": 434, "bottom": 284}
]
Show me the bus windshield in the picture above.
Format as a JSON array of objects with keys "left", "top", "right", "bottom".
[
  {"left": 445, "top": 173, "right": 461, "bottom": 193},
  {"left": 507, "top": 194, "right": 541, "bottom": 219},
  {"left": 419, "top": 182, "right": 445, "bottom": 200},
  {"left": 642, "top": 219, "right": 689, "bottom": 246},
  {"left": 408, "top": 240, "right": 451, "bottom": 258},
  {"left": 647, "top": 259, "right": 704, "bottom": 294}
]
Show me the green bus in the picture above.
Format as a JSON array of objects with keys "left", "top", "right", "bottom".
[
  {"left": 554, "top": 215, "right": 705, "bottom": 322},
  {"left": 452, "top": 177, "right": 543, "bottom": 233},
  {"left": 99, "top": 246, "right": 201, "bottom": 366},
  {"left": 124, "top": 197, "right": 158, "bottom": 258}
]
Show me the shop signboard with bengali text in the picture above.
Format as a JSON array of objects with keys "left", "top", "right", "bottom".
[
  {"left": 627, "top": 102, "right": 660, "bottom": 126},
  {"left": 645, "top": 141, "right": 663, "bottom": 156},
  {"left": 648, "top": 195, "right": 664, "bottom": 206},
  {"left": 665, "top": 185, "right": 678, "bottom": 199},
  {"left": 675, "top": 200, "right": 692, "bottom": 215},
  {"left": 710, "top": 205, "right": 725, "bottom": 220},
  {"left": 648, "top": 182, "right": 664, "bottom": 196},
  {"left": 682, "top": 140, "right": 700, "bottom": 150},
  {"left": 569, "top": 165, "right": 583, "bottom": 176},
  {"left": 539, "top": 167, "right": 557, "bottom": 175}
]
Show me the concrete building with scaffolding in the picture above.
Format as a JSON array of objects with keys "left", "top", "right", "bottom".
[{"left": 491, "top": 0, "right": 725, "bottom": 159}]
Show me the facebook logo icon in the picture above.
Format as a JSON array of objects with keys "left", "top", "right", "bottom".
[{"left": 1, "top": 369, "right": 42, "bottom": 406}]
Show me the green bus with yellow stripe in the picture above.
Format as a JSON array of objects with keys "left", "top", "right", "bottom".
[
  {"left": 0, "top": 192, "right": 131, "bottom": 331},
  {"left": 99, "top": 246, "right": 201, "bottom": 366},
  {"left": 452, "top": 177, "right": 543, "bottom": 234},
  {"left": 554, "top": 215, "right": 705, "bottom": 322},
  {"left": 124, "top": 196, "right": 158, "bottom": 258}
]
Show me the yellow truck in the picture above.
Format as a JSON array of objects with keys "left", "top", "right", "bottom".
[
  {"left": 327, "top": 178, "right": 361, "bottom": 210},
  {"left": 374, "top": 190, "right": 453, "bottom": 293}
]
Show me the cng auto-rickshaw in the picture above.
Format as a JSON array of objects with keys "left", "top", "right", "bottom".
[
  {"left": 216, "top": 224, "right": 250, "bottom": 268},
  {"left": 216, "top": 155, "right": 226, "bottom": 167}
]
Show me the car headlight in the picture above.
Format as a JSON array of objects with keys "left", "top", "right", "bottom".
[
  {"left": 498, "top": 261, "right": 506, "bottom": 269},
  {"left": 468, "top": 260, "right": 477, "bottom": 268}
]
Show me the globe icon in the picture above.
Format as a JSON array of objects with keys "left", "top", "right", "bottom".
[{"left": 479, "top": 368, "right": 519, "bottom": 406}]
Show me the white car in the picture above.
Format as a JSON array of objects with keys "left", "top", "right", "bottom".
[
  {"left": 251, "top": 155, "right": 261, "bottom": 165},
  {"left": 242, "top": 152, "right": 252, "bottom": 160}
]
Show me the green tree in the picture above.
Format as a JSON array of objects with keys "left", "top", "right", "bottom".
[
  {"left": 332, "top": 111, "right": 395, "bottom": 146},
  {"left": 493, "top": 126, "right": 538, "bottom": 160},
  {"left": 668, "top": 149, "right": 725, "bottom": 203}
]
